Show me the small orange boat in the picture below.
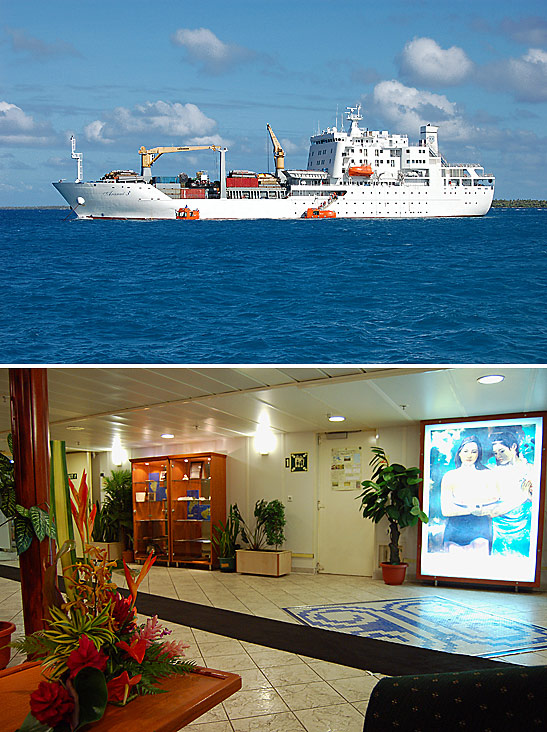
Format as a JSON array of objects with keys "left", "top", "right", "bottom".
[
  {"left": 304, "top": 208, "right": 336, "bottom": 219},
  {"left": 348, "top": 164, "right": 373, "bottom": 177},
  {"left": 176, "top": 207, "right": 200, "bottom": 220}
]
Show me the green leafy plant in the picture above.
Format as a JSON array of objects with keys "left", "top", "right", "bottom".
[
  {"left": 211, "top": 505, "right": 240, "bottom": 558},
  {"left": 0, "top": 435, "right": 55, "bottom": 554},
  {"left": 91, "top": 501, "right": 118, "bottom": 543},
  {"left": 15, "top": 505, "right": 195, "bottom": 731},
  {"left": 233, "top": 499, "right": 286, "bottom": 551},
  {"left": 92, "top": 470, "right": 133, "bottom": 547},
  {"left": 357, "top": 446, "right": 428, "bottom": 565}
]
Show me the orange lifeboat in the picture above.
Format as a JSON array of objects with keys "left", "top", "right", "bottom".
[
  {"left": 348, "top": 164, "right": 373, "bottom": 177},
  {"left": 304, "top": 208, "right": 336, "bottom": 219},
  {"left": 176, "top": 207, "right": 200, "bottom": 220}
]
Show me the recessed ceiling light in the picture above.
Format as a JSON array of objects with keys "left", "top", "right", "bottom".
[
  {"left": 161, "top": 433, "right": 175, "bottom": 439},
  {"left": 328, "top": 415, "right": 346, "bottom": 422},
  {"left": 66, "top": 425, "right": 85, "bottom": 431},
  {"left": 477, "top": 374, "right": 505, "bottom": 385}
]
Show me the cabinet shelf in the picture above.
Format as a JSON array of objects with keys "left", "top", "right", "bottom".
[
  {"left": 174, "top": 519, "right": 206, "bottom": 523},
  {"left": 174, "top": 538, "right": 211, "bottom": 543},
  {"left": 135, "top": 518, "right": 167, "bottom": 522}
]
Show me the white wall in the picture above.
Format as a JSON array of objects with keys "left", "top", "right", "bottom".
[
  {"left": 125, "top": 423, "right": 547, "bottom": 588},
  {"left": 370, "top": 425, "right": 421, "bottom": 579}
]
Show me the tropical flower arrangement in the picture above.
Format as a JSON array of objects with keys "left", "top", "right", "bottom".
[{"left": 15, "top": 474, "right": 195, "bottom": 731}]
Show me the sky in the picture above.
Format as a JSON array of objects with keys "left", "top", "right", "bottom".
[{"left": 1, "top": 0, "right": 547, "bottom": 205}]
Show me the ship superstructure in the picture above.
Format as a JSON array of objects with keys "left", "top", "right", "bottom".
[{"left": 53, "top": 106, "right": 494, "bottom": 219}]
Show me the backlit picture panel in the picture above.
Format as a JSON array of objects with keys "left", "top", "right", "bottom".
[{"left": 418, "top": 414, "right": 545, "bottom": 586}]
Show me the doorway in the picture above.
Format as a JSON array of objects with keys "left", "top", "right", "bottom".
[{"left": 316, "top": 432, "right": 375, "bottom": 575}]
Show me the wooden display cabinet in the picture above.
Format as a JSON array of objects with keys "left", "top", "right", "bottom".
[
  {"left": 131, "top": 453, "right": 226, "bottom": 569},
  {"left": 131, "top": 458, "right": 169, "bottom": 564}
]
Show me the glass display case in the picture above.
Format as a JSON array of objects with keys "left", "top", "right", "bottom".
[
  {"left": 131, "top": 458, "right": 169, "bottom": 563},
  {"left": 131, "top": 453, "right": 226, "bottom": 568}
]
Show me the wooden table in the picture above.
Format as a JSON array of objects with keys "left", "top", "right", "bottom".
[{"left": 0, "top": 662, "right": 241, "bottom": 731}]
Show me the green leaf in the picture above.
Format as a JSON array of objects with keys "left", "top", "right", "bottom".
[
  {"left": 15, "top": 711, "right": 52, "bottom": 731},
  {"left": 14, "top": 516, "right": 33, "bottom": 554},
  {"left": 44, "top": 511, "right": 56, "bottom": 539},
  {"left": 29, "top": 506, "right": 47, "bottom": 541},
  {"left": 73, "top": 666, "right": 108, "bottom": 729},
  {"left": 16, "top": 504, "right": 30, "bottom": 518},
  {"left": 0, "top": 483, "right": 16, "bottom": 518}
]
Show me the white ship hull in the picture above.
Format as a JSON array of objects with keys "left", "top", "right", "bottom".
[
  {"left": 53, "top": 180, "right": 494, "bottom": 220},
  {"left": 53, "top": 106, "right": 495, "bottom": 220}
]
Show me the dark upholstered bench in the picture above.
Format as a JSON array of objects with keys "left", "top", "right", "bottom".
[{"left": 363, "top": 665, "right": 547, "bottom": 731}]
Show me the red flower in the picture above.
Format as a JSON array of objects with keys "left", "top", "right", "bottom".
[
  {"left": 66, "top": 634, "right": 108, "bottom": 678},
  {"left": 108, "top": 591, "right": 137, "bottom": 631},
  {"left": 116, "top": 636, "right": 147, "bottom": 664},
  {"left": 30, "top": 680, "right": 75, "bottom": 727},
  {"left": 107, "top": 670, "right": 142, "bottom": 704}
]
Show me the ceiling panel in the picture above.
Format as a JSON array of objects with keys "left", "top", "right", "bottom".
[{"left": 0, "top": 367, "right": 545, "bottom": 454}]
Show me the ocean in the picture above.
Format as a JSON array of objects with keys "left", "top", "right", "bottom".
[{"left": 1, "top": 208, "right": 545, "bottom": 364}]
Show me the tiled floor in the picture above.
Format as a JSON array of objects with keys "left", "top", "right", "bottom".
[{"left": 2, "top": 561, "right": 547, "bottom": 732}]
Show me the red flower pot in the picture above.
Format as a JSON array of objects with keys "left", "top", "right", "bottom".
[
  {"left": 0, "top": 621, "right": 15, "bottom": 669},
  {"left": 380, "top": 562, "right": 408, "bottom": 585}
]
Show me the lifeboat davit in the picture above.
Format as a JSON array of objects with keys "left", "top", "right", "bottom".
[
  {"left": 348, "top": 165, "right": 373, "bottom": 177},
  {"left": 304, "top": 208, "right": 336, "bottom": 219}
]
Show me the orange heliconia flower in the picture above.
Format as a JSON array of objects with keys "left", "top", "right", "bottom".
[
  {"left": 123, "top": 552, "right": 157, "bottom": 608},
  {"left": 69, "top": 471, "right": 96, "bottom": 547}
]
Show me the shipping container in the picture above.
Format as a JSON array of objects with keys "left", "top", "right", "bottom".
[
  {"left": 226, "top": 177, "right": 259, "bottom": 188},
  {"left": 180, "top": 188, "right": 206, "bottom": 199}
]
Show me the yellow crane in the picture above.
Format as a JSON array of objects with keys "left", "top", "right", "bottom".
[
  {"left": 138, "top": 144, "right": 228, "bottom": 197},
  {"left": 266, "top": 124, "right": 285, "bottom": 177}
]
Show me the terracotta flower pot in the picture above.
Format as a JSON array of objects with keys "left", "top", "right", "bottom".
[
  {"left": 380, "top": 562, "right": 408, "bottom": 585},
  {"left": 0, "top": 621, "right": 15, "bottom": 669}
]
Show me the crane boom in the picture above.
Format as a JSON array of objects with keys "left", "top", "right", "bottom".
[
  {"left": 139, "top": 144, "right": 226, "bottom": 172},
  {"left": 138, "top": 144, "right": 228, "bottom": 198},
  {"left": 266, "top": 124, "right": 285, "bottom": 176}
]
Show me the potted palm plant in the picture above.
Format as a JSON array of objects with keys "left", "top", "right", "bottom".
[
  {"left": 211, "top": 505, "right": 240, "bottom": 572},
  {"left": 91, "top": 469, "right": 133, "bottom": 563},
  {"left": 233, "top": 499, "right": 291, "bottom": 576},
  {"left": 357, "top": 446, "right": 428, "bottom": 585}
]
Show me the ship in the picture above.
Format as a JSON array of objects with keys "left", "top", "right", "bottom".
[{"left": 53, "top": 105, "right": 495, "bottom": 220}]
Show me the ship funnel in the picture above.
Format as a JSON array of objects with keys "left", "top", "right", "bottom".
[{"left": 421, "top": 124, "right": 439, "bottom": 155}]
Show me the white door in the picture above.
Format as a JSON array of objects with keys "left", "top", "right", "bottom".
[{"left": 316, "top": 432, "right": 375, "bottom": 576}]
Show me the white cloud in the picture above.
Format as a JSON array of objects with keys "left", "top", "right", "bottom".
[
  {"left": 171, "top": 27, "right": 251, "bottom": 74},
  {"left": 279, "top": 138, "right": 301, "bottom": 154},
  {"left": 84, "top": 120, "right": 114, "bottom": 144},
  {"left": 0, "top": 102, "right": 55, "bottom": 144},
  {"left": 499, "top": 17, "right": 547, "bottom": 47},
  {"left": 369, "top": 81, "right": 473, "bottom": 141},
  {"left": 481, "top": 48, "right": 547, "bottom": 103},
  {"left": 82, "top": 101, "right": 229, "bottom": 147},
  {"left": 398, "top": 37, "right": 473, "bottom": 86},
  {"left": 6, "top": 27, "right": 81, "bottom": 58}
]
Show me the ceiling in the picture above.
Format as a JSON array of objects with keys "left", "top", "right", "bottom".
[{"left": 0, "top": 366, "right": 545, "bottom": 453}]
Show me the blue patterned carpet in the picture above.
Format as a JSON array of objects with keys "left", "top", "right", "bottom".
[{"left": 284, "top": 597, "right": 547, "bottom": 657}]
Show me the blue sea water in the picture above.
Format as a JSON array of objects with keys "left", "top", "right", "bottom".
[{"left": 1, "top": 207, "right": 545, "bottom": 364}]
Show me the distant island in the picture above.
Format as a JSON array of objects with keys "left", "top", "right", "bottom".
[{"left": 492, "top": 200, "right": 547, "bottom": 208}]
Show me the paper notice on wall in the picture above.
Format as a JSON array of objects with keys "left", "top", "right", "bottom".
[{"left": 331, "top": 448, "right": 362, "bottom": 490}]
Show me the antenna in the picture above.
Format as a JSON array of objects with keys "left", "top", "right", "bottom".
[{"left": 71, "top": 135, "right": 83, "bottom": 183}]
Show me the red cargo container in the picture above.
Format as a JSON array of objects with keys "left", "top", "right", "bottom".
[
  {"left": 180, "top": 188, "right": 206, "bottom": 199},
  {"left": 226, "top": 177, "right": 259, "bottom": 188}
]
